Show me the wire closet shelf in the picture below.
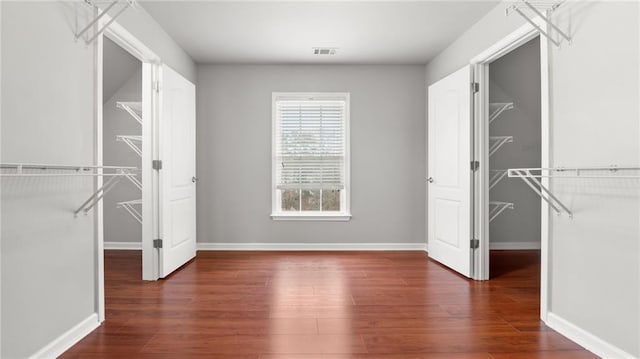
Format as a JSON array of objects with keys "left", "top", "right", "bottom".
[
  {"left": 0, "top": 163, "right": 136, "bottom": 177},
  {"left": 0, "top": 163, "right": 141, "bottom": 217},
  {"left": 507, "top": 166, "right": 640, "bottom": 218}
]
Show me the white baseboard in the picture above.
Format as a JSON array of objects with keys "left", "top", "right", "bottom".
[
  {"left": 490, "top": 241, "right": 541, "bottom": 250},
  {"left": 196, "top": 242, "right": 427, "bottom": 251},
  {"left": 104, "top": 241, "right": 142, "bottom": 250},
  {"left": 545, "top": 312, "right": 636, "bottom": 359},
  {"left": 104, "top": 242, "right": 427, "bottom": 251},
  {"left": 29, "top": 313, "right": 100, "bottom": 359}
]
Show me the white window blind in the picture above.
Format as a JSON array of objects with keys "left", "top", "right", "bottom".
[{"left": 275, "top": 100, "right": 346, "bottom": 190}]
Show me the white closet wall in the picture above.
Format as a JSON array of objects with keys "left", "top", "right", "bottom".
[
  {"left": 425, "top": 2, "right": 639, "bottom": 356},
  {"left": 1, "top": 2, "right": 195, "bottom": 356}
]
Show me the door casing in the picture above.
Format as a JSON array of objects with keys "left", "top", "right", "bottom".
[
  {"left": 469, "top": 17, "right": 551, "bottom": 321},
  {"left": 94, "top": 14, "right": 163, "bottom": 323}
]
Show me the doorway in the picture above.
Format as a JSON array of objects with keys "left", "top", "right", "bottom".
[
  {"left": 486, "top": 36, "right": 542, "bottom": 278},
  {"left": 427, "top": 18, "right": 550, "bottom": 318},
  {"left": 97, "top": 23, "right": 198, "bottom": 284},
  {"left": 102, "top": 37, "right": 143, "bottom": 252}
]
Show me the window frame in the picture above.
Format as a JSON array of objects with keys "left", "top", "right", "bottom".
[{"left": 271, "top": 92, "right": 351, "bottom": 221}]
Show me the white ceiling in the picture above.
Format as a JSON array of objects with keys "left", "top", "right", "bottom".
[{"left": 140, "top": 1, "right": 499, "bottom": 64}]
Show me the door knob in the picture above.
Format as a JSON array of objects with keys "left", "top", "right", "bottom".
[
  {"left": 427, "top": 177, "right": 434, "bottom": 183},
  {"left": 192, "top": 176, "right": 198, "bottom": 183}
]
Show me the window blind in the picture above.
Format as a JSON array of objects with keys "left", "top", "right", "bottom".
[{"left": 275, "top": 100, "right": 346, "bottom": 190}]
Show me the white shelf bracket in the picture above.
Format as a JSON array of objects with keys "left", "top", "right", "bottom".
[
  {"left": 489, "top": 201, "right": 514, "bottom": 223},
  {"left": 75, "top": 0, "right": 136, "bottom": 45},
  {"left": 74, "top": 172, "right": 123, "bottom": 217},
  {"left": 123, "top": 171, "right": 142, "bottom": 190},
  {"left": 116, "top": 102, "right": 143, "bottom": 125},
  {"left": 490, "top": 170, "right": 509, "bottom": 190},
  {"left": 506, "top": 0, "right": 571, "bottom": 48},
  {"left": 116, "top": 135, "right": 143, "bottom": 157},
  {"left": 489, "top": 136, "right": 514, "bottom": 157},
  {"left": 489, "top": 103, "right": 514, "bottom": 124},
  {"left": 117, "top": 199, "right": 142, "bottom": 224}
]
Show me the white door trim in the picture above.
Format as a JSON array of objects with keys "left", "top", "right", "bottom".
[
  {"left": 469, "top": 18, "right": 551, "bottom": 322},
  {"left": 102, "top": 20, "right": 162, "bottom": 282},
  {"left": 94, "top": 15, "right": 163, "bottom": 323}
]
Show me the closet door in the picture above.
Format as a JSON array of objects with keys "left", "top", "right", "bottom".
[
  {"left": 427, "top": 65, "right": 473, "bottom": 278},
  {"left": 158, "top": 64, "right": 197, "bottom": 278}
]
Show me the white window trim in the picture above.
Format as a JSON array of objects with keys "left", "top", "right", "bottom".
[{"left": 271, "top": 92, "right": 351, "bottom": 221}]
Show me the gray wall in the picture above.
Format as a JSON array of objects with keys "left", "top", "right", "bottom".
[
  {"left": 116, "top": 4, "right": 196, "bottom": 83},
  {"left": 103, "top": 43, "right": 142, "bottom": 244},
  {"left": 0, "top": 1, "right": 194, "bottom": 357},
  {"left": 196, "top": 65, "right": 426, "bottom": 246},
  {"left": 1, "top": 3, "right": 95, "bottom": 358},
  {"left": 489, "top": 37, "right": 541, "bottom": 247},
  {"left": 425, "top": 1, "right": 639, "bottom": 356},
  {"left": 103, "top": 38, "right": 140, "bottom": 102}
]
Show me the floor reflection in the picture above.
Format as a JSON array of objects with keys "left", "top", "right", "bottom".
[{"left": 268, "top": 257, "right": 356, "bottom": 354}]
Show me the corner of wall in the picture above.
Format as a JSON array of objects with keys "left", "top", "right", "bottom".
[
  {"left": 28, "top": 314, "right": 100, "bottom": 359},
  {"left": 545, "top": 312, "right": 638, "bottom": 359}
]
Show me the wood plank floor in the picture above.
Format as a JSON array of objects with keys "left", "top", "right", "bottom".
[{"left": 62, "top": 250, "right": 596, "bottom": 358}]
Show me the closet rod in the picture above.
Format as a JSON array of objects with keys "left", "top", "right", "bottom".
[
  {"left": 0, "top": 163, "right": 137, "bottom": 177},
  {"left": 508, "top": 166, "right": 640, "bottom": 179},
  {"left": 0, "top": 163, "right": 137, "bottom": 170}
]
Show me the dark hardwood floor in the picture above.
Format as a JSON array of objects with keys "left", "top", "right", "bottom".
[{"left": 62, "top": 250, "right": 595, "bottom": 358}]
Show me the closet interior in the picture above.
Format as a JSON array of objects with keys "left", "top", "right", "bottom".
[
  {"left": 103, "top": 37, "right": 143, "bottom": 247},
  {"left": 488, "top": 36, "right": 542, "bottom": 277}
]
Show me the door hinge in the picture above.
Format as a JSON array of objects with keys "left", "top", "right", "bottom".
[
  {"left": 472, "top": 82, "right": 480, "bottom": 93},
  {"left": 153, "top": 81, "right": 161, "bottom": 93},
  {"left": 471, "top": 160, "right": 480, "bottom": 171},
  {"left": 152, "top": 160, "right": 163, "bottom": 170},
  {"left": 153, "top": 239, "right": 163, "bottom": 249},
  {"left": 470, "top": 239, "right": 479, "bottom": 249}
]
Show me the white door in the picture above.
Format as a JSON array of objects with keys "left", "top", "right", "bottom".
[
  {"left": 427, "top": 65, "right": 473, "bottom": 278},
  {"left": 158, "top": 65, "right": 197, "bottom": 278}
]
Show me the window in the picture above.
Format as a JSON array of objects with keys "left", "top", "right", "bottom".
[{"left": 272, "top": 92, "right": 351, "bottom": 220}]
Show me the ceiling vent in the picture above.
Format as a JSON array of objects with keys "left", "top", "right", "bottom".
[{"left": 313, "top": 47, "right": 337, "bottom": 55}]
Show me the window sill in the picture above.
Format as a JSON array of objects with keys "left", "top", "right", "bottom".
[{"left": 271, "top": 213, "right": 352, "bottom": 221}]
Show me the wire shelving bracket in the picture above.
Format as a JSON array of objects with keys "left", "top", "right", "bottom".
[
  {"left": 116, "top": 102, "right": 143, "bottom": 125},
  {"left": 489, "top": 136, "right": 514, "bottom": 157},
  {"left": 117, "top": 199, "right": 142, "bottom": 223},
  {"left": 489, "top": 103, "right": 514, "bottom": 124},
  {"left": 116, "top": 135, "right": 142, "bottom": 157},
  {"left": 506, "top": 0, "right": 571, "bottom": 47},
  {"left": 489, "top": 201, "right": 514, "bottom": 222},
  {"left": 490, "top": 170, "right": 509, "bottom": 190},
  {"left": 76, "top": 0, "right": 136, "bottom": 45}
]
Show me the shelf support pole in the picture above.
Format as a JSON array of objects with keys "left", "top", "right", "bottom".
[{"left": 74, "top": 174, "right": 122, "bottom": 217}]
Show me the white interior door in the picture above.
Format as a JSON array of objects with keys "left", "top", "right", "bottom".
[
  {"left": 158, "top": 64, "right": 196, "bottom": 278},
  {"left": 427, "top": 65, "right": 473, "bottom": 278}
]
